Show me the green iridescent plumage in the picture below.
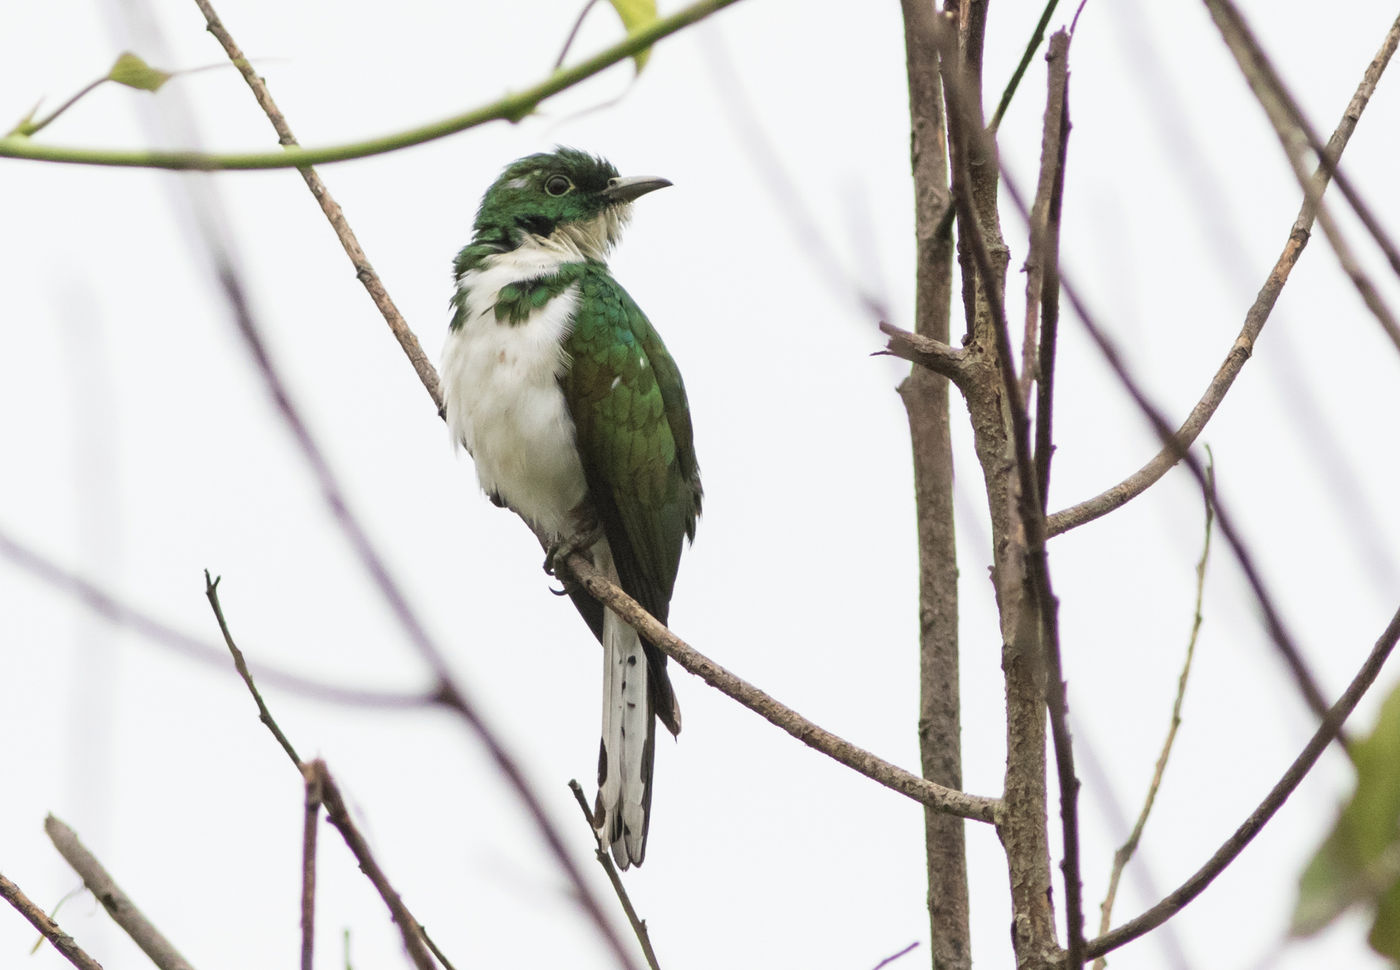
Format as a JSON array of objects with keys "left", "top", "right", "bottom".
[
  {"left": 442, "top": 147, "right": 699, "bottom": 867},
  {"left": 562, "top": 263, "right": 701, "bottom": 626}
]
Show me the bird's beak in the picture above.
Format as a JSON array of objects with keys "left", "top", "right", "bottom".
[{"left": 602, "top": 175, "right": 672, "bottom": 203}]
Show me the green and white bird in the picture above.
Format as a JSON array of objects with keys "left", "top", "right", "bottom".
[{"left": 441, "top": 148, "right": 702, "bottom": 868}]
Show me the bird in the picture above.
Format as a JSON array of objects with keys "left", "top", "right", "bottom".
[{"left": 440, "top": 147, "right": 702, "bottom": 868}]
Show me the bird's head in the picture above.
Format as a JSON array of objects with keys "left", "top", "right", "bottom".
[{"left": 471, "top": 147, "right": 671, "bottom": 261}]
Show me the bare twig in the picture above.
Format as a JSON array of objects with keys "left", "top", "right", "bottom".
[
  {"left": 561, "top": 553, "right": 999, "bottom": 823},
  {"left": 419, "top": 927, "right": 460, "bottom": 970},
  {"left": 1091, "top": 453, "right": 1215, "bottom": 968},
  {"left": 0, "top": 527, "right": 433, "bottom": 709},
  {"left": 206, "top": 574, "right": 456, "bottom": 970},
  {"left": 309, "top": 761, "right": 436, "bottom": 970},
  {"left": 1087, "top": 603, "right": 1400, "bottom": 959},
  {"left": 190, "top": 0, "right": 441, "bottom": 413},
  {"left": 0, "top": 871, "right": 104, "bottom": 970},
  {"left": 1045, "top": 11, "right": 1400, "bottom": 537},
  {"left": 989, "top": 0, "right": 1062, "bottom": 130},
  {"left": 878, "top": 321, "right": 967, "bottom": 383},
  {"left": 1029, "top": 33, "right": 1071, "bottom": 508},
  {"left": 569, "top": 781, "right": 662, "bottom": 970},
  {"left": 998, "top": 152, "right": 1343, "bottom": 744},
  {"left": 45, "top": 816, "right": 197, "bottom": 970},
  {"left": 206, "top": 571, "right": 301, "bottom": 766},
  {"left": 301, "top": 765, "right": 322, "bottom": 970}
]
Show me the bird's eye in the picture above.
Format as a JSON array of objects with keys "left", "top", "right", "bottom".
[{"left": 544, "top": 175, "right": 573, "bottom": 196}]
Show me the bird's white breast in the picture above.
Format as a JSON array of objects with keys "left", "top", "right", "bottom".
[{"left": 441, "top": 245, "right": 588, "bottom": 538}]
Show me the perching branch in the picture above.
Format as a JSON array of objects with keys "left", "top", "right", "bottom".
[
  {"left": 0, "top": 0, "right": 747, "bottom": 171},
  {"left": 0, "top": 870, "right": 104, "bottom": 970},
  {"left": 45, "top": 816, "right": 197, "bottom": 970},
  {"left": 1087, "top": 602, "right": 1400, "bottom": 959},
  {"left": 560, "top": 552, "right": 999, "bottom": 823}
]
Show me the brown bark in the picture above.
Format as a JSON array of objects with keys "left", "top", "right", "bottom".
[{"left": 899, "top": 2, "right": 970, "bottom": 968}]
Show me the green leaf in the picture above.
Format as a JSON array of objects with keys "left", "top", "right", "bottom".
[
  {"left": 1370, "top": 874, "right": 1400, "bottom": 960},
  {"left": 1293, "top": 682, "right": 1400, "bottom": 947},
  {"left": 606, "top": 0, "right": 658, "bottom": 72},
  {"left": 107, "top": 52, "right": 171, "bottom": 92}
]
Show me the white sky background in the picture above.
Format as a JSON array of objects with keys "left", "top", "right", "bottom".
[{"left": 3, "top": 0, "right": 1400, "bottom": 968}]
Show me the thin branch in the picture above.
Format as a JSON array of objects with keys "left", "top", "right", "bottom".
[
  {"left": 877, "top": 321, "right": 967, "bottom": 383},
  {"left": 310, "top": 761, "right": 436, "bottom": 970},
  {"left": 0, "top": 871, "right": 104, "bottom": 970},
  {"left": 938, "top": 15, "right": 1084, "bottom": 966},
  {"left": 1004, "top": 161, "right": 1342, "bottom": 739},
  {"left": 989, "top": 0, "right": 1062, "bottom": 131},
  {"left": 1045, "top": 11, "right": 1400, "bottom": 537},
  {"left": 1086, "top": 602, "right": 1400, "bottom": 959},
  {"left": 191, "top": 0, "right": 440, "bottom": 412},
  {"left": 1029, "top": 33, "right": 1071, "bottom": 508},
  {"left": 205, "top": 571, "right": 301, "bottom": 766},
  {"left": 206, "top": 588, "right": 443, "bottom": 970},
  {"left": 554, "top": 0, "right": 602, "bottom": 69},
  {"left": 301, "top": 765, "right": 322, "bottom": 970},
  {"left": 1203, "top": 1, "right": 1400, "bottom": 287},
  {"left": 0, "top": 526, "right": 435, "bottom": 709},
  {"left": 560, "top": 553, "right": 999, "bottom": 823},
  {"left": 0, "top": 0, "right": 747, "bottom": 171},
  {"left": 45, "top": 816, "right": 197, "bottom": 970},
  {"left": 568, "top": 781, "right": 663, "bottom": 970},
  {"left": 1091, "top": 453, "right": 1215, "bottom": 968}
]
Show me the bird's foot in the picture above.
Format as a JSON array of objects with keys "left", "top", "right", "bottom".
[{"left": 543, "top": 507, "right": 603, "bottom": 579}]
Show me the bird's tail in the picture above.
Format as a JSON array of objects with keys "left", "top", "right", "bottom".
[{"left": 593, "top": 546, "right": 676, "bottom": 869}]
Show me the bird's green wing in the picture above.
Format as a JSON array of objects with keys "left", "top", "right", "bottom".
[{"left": 561, "top": 265, "right": 702, "bottom": 628}]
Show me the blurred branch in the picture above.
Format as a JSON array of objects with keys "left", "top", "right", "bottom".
[
  {"left": 1087, "top": 602, "right": 1400, "bottom": 959},
  {"left": 568, "top": 781, "right": 662, "bottom": 970},
  {"left": 45, "top": 816, "right": 197, "bottom": 970},
  {"left": 560, "top": 553, "right": 999, "bottom": 823},
  {"left": 554, "top": 0, "right": 602, "bottom": 69},
  {"left": 0, "top": 871, "right": 104, "bottom": 970},
  {"left": 1046, "top": 10, "right": 1400, "bottom": 537},
  {"left": 0, "top": 526, "right": 433, "bottom": 708},
  {"left": 1002, "top": 161, "right": 1343, "bottom": 741},
  {"left": 869, "top": 941, "right": 920, "bottom": 970},
  {"left": 0, "top": 0, "right": 747, "bottom": 170},
  {"left": 1203, "top": 2, "right": 1400, "bottom": 287},
  {"left": 1091, "top": 454, "right": 1215, "bottom": 968}
]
